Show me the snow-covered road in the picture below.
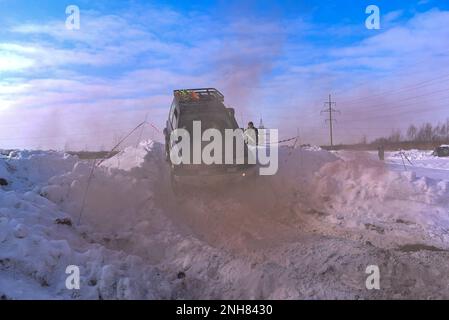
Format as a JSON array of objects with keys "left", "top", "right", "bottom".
[
  {"left": 386, "top": 150, "right": 449, "bottom": 181},
  {"left": 1, "top": 144, "right": 449, "bottom": 299}
]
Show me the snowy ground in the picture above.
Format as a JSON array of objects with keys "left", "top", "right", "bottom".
[
  {"left": 1, "top": 143, "right": 449, "bottom": 299},
  {"left": 386, "top": 149, "right": 449, "bottom": 181}
]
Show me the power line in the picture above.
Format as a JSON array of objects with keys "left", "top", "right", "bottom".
[
  {"left": 334, "top": 50, "right": 449, "bottom": 96},
  {"left": 321, "top": 94, "right": 340, "bottom": 147},
  {"left": 343, "top": 103, "right": 449, "bottom": 122},
  {"left": 338, "top": 95, "right": 449, "bottom": 122},
  {"left": 340, "top": 74, "right": 449, "bottom": 106}
]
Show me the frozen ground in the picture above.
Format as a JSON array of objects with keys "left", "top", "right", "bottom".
[{"left": 1, "top": 143, "right": 449, "bottom": 299}]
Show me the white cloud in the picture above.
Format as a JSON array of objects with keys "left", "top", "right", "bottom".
[
  {"left": 383, "top": 10, "right": 404, "bottom": 24},
  {"left": 418, "top": 0, "right": 431, "bottom": 5},
  {"left": 0, "top": 51, "right": 34, "bottom": 71}
]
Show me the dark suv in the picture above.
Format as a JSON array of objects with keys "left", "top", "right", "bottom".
[
  {"left": 163, "top": 88, "right": 257, "bottom": 188},
  {"left": 433, "top": 145, "right": 449, "bottom": 157}
]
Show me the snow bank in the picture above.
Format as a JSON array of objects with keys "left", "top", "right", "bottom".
[
  {"left": 301, "top": 145, "right": 322, "bottom": 152},
  {"left": 0, "top": 150, "right": 77, "bottom": 192},
  {"left": 0, "top": 188, "right": 172, "bottom": 299},
  {"left": 271, "top": 145, "right": 338, "bottom": 192},
  {"left": 40, "top": 141, "right": 161, "bottom": 232},
  {"left": 0, "top": 143, "right": 181, "bottom": 299},
  {"left": 100, "top": 141, "right": 156, "bottom": 171},
  {"left": 308, "top": 155, "right": 449, "bottom": 249},
  {"left": 390, "top": 149, "right": 434, "bottom": 161}
]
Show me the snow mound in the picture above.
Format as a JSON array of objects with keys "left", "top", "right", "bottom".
[
  {"left": 390, "top": 149, "right": 434, "bottom": 161},
  {"left": 101, "top": 141, "right": 156, "bottom": 171},
  {"left": 0, "top": 150, "right": 77, "bottom": 192},
  {"left": 308, "top": 156, "right": 449, "bottom": 249},
  {"left": 316, "top": 155, "right": 449, "bottom": 207},
  {"left": 273, "top": 146, "right": 338, "bottom": 191},
  {"left": 301, "top": 145, "right": 322, "bottom": 152},
  {"left": 0, "top": 142, "right": 186, "bottom": 299},
  {"left": 0, "top": 189, "right": 171, "bottom": 299},
  {"left": 42, "top": 140, "right": 162, "bottom": 232}
]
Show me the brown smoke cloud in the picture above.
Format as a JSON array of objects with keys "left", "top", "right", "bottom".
[{"left": 211, "top": 1, "right": 286, "bottom": 124}]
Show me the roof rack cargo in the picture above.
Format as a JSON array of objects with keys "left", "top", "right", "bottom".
[{"left": 174, "top": 88, "right": 224, "bottom": 103}]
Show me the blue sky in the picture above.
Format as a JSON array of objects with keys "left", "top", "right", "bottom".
[{"left": 1, "top": 0, "right": 449, "bottom": 149}]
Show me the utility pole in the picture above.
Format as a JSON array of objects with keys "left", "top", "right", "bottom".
[{"left": 321, "top": 94, "right": 340, "bottom": 147}]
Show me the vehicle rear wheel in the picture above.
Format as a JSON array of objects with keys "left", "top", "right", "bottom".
[
  {"left": 169, "top": 170, "right": 181, "bottom": 195},
  {"left": 165, "top": 145, "right": 170, "bottom": 162}
]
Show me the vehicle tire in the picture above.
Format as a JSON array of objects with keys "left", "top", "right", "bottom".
[
  {"left": 169, "top": 170, "right": 181, "bottom": 195},
  {"left": 165, "top": 145, "right": 170, "bottom": 162}
]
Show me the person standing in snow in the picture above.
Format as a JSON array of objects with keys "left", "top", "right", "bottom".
[
  {"left": 244, "top": 122, "right": 259, "bottom": 165},
  {"left": 378, "top": 145, "right": 385, "bottom": 161},
  {"left": 245, "top": 122, "right": 259, "bottom": 146}
]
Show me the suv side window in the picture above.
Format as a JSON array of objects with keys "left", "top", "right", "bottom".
[
  {"left": 168, "top": 101, "right": 176, "bottom": 129},
  {"left": 171, "top": 108, "right": 178, "bottom": 128}
]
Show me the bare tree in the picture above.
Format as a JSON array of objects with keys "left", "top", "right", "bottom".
[
  {"left": 406, "top": 125, "right": 417, "bottom": 141},
  {"left": 417, "top": 123, "right": 433, "bottom": 142},
  {"left": 432, "top": 124, "right": 441, "bottom": 142},
  {"left": 388, "top": 129, "right": 402, "bottom": 143},
  {"left": 446, "top": 118, "right": 449, "bottom": 139},
  {"left": 424, "top": 123, "right": 433, "bottom": 142},
  {"left": 437, "top": 123, "right": 446, "bottom": 141}
]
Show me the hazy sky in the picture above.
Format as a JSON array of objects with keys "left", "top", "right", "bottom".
[{"left": 1, "top": 0, "right": 449, "bottom": 149}]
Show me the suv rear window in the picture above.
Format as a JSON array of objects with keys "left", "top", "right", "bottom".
[{"left": 178, "top": 111, "right": 238, "bottom": 134}]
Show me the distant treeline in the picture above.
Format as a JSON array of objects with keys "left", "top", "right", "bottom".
[
  {"left": 322, "top": 120, "right": 449, "bottom": 151},
  {"left": 67, "top": 151, "right": 120, "bottom": 160}
]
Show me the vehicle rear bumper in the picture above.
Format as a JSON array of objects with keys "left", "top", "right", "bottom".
[{"left": 171, "top": 164, "right": 258, "bottom": 187}]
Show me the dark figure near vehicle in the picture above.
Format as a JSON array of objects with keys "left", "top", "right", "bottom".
[
  {"left": 246, "top": 121, "right": 259, "bottom": 146},
  {"left": 377, "top": 145, "right": 385, "bottom": 161}
]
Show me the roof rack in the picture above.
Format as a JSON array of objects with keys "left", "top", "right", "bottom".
[{"left": 174, "top": 88, "right": 224, "bottom": 103}]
